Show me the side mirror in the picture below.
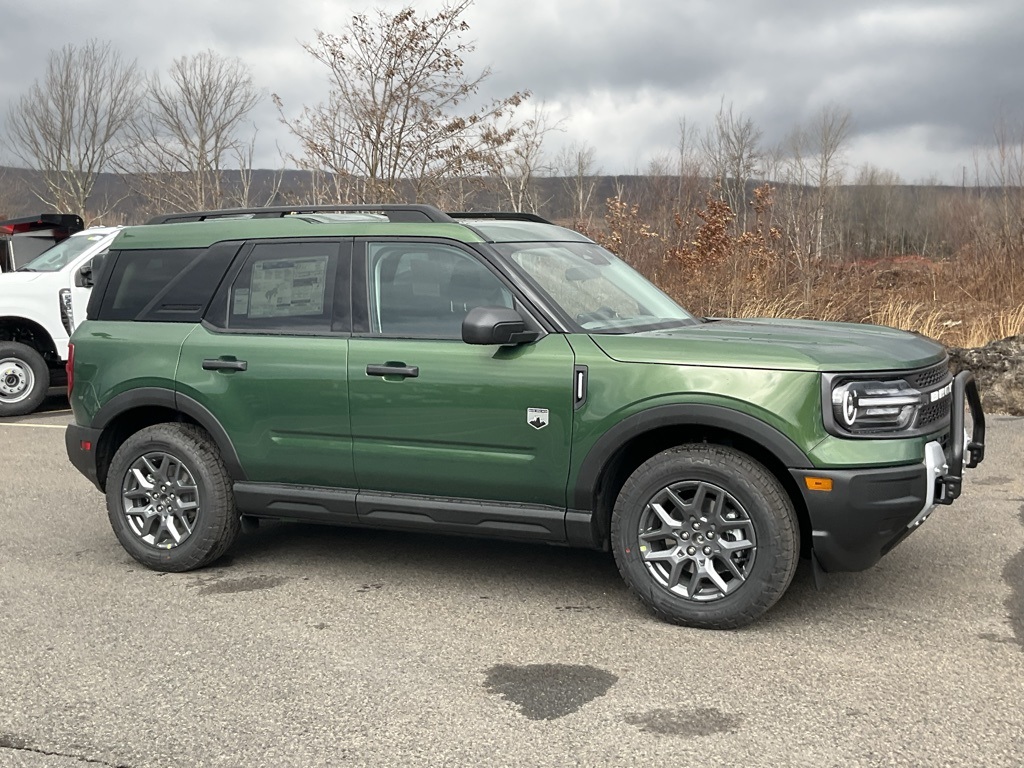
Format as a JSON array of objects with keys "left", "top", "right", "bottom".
[
  {"left": 462, "top": 306, "right": 539, "bottom": 346},
  {"left": 76, "top": 260, "right": 93, "bottom": 288},
  {"left": 77, "top": 251, "right": 106, "bottom": 288}
]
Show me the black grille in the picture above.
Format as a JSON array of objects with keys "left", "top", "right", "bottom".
[
  {"left": 906, "top": 361, "right": 949, "bottom": 389},
  {"left": 906, "top": 360, "right": 952, "bottom": 431},
  {"left": 917, "top": 396, "right": 950, "bottom": 428}
]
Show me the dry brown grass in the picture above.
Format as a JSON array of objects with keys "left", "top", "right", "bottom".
[{"left": 588, "top": 191, "right": 1024, "bottom": 350}]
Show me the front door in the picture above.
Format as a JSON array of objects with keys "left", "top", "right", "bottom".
[{"left": 348, "top": 239, "right": 576, "bottom": 510}]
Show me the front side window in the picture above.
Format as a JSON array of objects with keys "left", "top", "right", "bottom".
[
  {"left": 495, "top": 241, "right": 696, "bottom": 333},
  {"left": 364, "top": 242, "right": 513, "bottom": 339}
]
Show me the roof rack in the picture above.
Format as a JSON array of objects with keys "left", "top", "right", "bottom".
[
  {"left": 448, "top": 211, "right": 553, "bottom": 225},
  {"left": 146, "top": 205, "right": 455, "bottom": 225}
]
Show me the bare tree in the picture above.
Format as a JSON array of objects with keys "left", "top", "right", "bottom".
[
  {"left": 987, "top": 111, "right": 1024, "bottom": 255},
  {"left": 846, "top": 163, "right": 903, "bottom": 258},
  {"left": 806, "top": 104, "right": 852, "bottom": 259},
  {"left": 487, "top": 102, "right": 561, "bottom": 212},
  {"left": 4, "top": 40, "right": 139, "bottom": 221},
  {"left": 772, "top": 103, "right": 852, "bottom": 293},
  {"left": 676, "top": 118, "right": 706, "bottom": 209},
  {"left": 700, "top": 99, "right": 762, "bottom": 232},
  {"left": 278, "top": 1, "right": 528, "bottom": 204},
  {"left": 119, "top": 50, "right": 269, "bottom": 213},
  {"left": 557, "top": 141, "right": 600, "bottom": 222}
]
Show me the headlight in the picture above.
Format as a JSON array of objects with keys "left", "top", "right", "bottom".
[
  {"left": 59, "top": 288, "right": 75, "bottom": 335},
  {"left": 831, "top": 379, "right": 922, "bottom": 433}
]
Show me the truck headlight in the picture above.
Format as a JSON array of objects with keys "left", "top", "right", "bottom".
[
  {"left": 59, "top": 288, "right": 74, "bottom": 335},
  {"left": 831, "top": 379, "right": 922, "bottom": 433}
]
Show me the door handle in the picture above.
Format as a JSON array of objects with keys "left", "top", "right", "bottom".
[
  {"left": 202, "top": 358, "right": 248, "bottom": 372},
  {"left": 366, "top": 363, "right": 419, "bottom": 378}
]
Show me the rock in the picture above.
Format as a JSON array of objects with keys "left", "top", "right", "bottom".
[{"left": 947, "top": 335, "right": 1024, "bottom": 415}]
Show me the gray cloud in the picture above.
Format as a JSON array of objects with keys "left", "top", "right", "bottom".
[{"left": 1, "top": 0, "right": 1021, "bottom": 182}]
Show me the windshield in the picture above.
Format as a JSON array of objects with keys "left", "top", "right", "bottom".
[
  {"left": 18, "top": 232, "right": 109, "bottom": 272},
  {"left": 494, "top": 241, "right": 697, "bottom": 333}
]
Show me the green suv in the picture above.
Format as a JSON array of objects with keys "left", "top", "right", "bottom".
[{"left": 65, "top": 205, "right": 986, "bottom": 628}]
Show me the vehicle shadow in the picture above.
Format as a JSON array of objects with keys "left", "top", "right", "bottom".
[
  {"left": 39, "top": 391, "right": 71, "bottom": 412},
  {"left": 0, "top": 391, "right": 70, "bottom": 422},
  {"left": 225, "top": 520, "right": 622, "bottom": 591},
  {"left": 215, "top": 519, "right": 887, "bottom": 628}
]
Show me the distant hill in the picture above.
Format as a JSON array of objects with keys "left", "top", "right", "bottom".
[{"left": 0, "top": 165, "right": 644, "bottom": 223}]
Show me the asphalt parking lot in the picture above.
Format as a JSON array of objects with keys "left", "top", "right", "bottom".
[{"left": 1, "top": 402, "right": 1022, "bottom": 767}]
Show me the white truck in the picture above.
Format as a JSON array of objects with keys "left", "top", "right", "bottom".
[
  {"left": 0, "top": 213, "right": 85, "bottom": 273},
  {"left": 0, "top": 226, "right": 121, "bottom": 415}
]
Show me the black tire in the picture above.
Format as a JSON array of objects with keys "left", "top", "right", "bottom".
[
  {"left": 0, "top": 341, "right": 50, "bottom": 417},
  {"left": 105, "top": 423, "right": 239, "bottom": 572},
  {"left": 611, "top": 444, "right": 798, "bottom": 629}
]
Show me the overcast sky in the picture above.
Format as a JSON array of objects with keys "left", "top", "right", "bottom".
[{"left": 2, "top": 0, "right": 1022, "bottom": 184}]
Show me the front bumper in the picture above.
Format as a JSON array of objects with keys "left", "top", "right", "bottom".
[{"left": 793, "top": 370, "right": 985, "bottom": 573}]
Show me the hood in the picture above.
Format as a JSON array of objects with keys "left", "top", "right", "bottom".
[
  {"left": 591, "top": 317, "right": 946, "bottom": 372},
  {"left": 0, "top": 271, "right": 45, "bottom": 286}
]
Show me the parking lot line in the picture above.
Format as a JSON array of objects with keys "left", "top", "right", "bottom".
[{"left": 0, "top": 422, "right": 66, "bottom": 430}]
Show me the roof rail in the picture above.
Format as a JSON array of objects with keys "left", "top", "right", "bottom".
[
  {"left": 146, "top": 204, "right": 455, "bottom": 225},
  {"left": 448, "top": 211, "right": 553, "bottom": 225}
]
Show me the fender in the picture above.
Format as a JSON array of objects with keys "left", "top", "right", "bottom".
[
  {"left": 91, "top": 386, "right": 247, "bottom": 480},
  {"left": 572, "top": 403, "right": 813, "bottom": 510}
]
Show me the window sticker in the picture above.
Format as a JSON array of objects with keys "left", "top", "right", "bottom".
[
  {"left": 232, "top": 288, "right": 250, "bottom": 315},
  {"left": 248, "top": 256, "right": 328, "bottom": 318}
]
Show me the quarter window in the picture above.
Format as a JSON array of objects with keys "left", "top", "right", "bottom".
[{"left": 97, "top": 248, "right": 204, "bottom": 321}]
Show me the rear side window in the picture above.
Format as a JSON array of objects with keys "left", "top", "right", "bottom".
[{"left": 206, "top": 240, "right": 348, "bottom": 334}]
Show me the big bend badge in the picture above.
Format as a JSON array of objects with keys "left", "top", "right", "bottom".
[{"left": 527, "top": 407, "right": 549, "bottom": 430}]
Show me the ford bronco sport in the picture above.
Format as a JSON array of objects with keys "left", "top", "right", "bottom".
[{"left": 64, "top": 205, "right": 985, "bottom": 628}]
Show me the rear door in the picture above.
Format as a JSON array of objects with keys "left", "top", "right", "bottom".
[{"left": 177, "top": 238, "right": 354, "bottom": 489}]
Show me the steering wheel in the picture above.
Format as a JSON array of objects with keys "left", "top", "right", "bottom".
[{"left": 576, "top": 306, "right": 619, "bottom": 326}]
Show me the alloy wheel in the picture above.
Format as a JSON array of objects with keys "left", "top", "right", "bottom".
[
  {"left": 121, "top": 451, "right": 201, "bottom": 549},
  {"left": 637, "top": 480, "right": 757, "bottom": 601}
]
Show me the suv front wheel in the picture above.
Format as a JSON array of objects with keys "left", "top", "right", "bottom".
[
  {"left": 611, "top": 444, "right": 799, "bottom": 629},
  {"left": 105, "top": 423, "right": 239, "bottom": 571}
]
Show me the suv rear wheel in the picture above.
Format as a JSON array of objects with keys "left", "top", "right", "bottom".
[
  {"left": 611, "top": 444, "right": 798, "bottom": 629},
  {"left": 0, "top": 341, "right": 49, "bottom": 416},
  {"left": 105, "top": 423, "right": 239, "bottom": 571}
]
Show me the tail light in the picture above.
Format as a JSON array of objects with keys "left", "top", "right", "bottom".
[{"left": 66, "top": 342, "right": 75, "bottom": 397}]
